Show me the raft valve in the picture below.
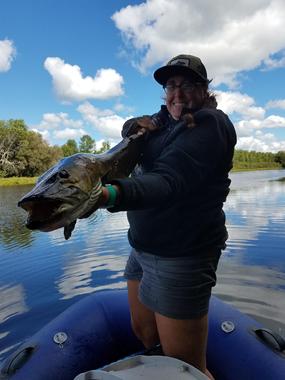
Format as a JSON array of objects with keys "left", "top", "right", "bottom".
[{"left": 53, "top": 331, "right": 68, "bottom": 346}]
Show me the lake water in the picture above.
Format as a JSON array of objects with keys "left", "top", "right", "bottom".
[{"left": 1, "top": 170, "right": 285, "bottom": 363}]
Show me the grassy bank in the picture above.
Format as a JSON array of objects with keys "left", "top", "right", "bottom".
[
  {"left": 232, "top": 165, "right": 282, "bottom": 172},
  {"left": 233, "top": 162, "right": 282, "bottom": 171},
  {"left": 0, "top": 177, "right": 37, "bottom": 186},
  {"left": 0, "top": 164, "right": 283, "bottom": 186}
]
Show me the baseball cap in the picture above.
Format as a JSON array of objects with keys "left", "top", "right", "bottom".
[{"left": 153, "top": 54, "right": 210, "bottom": 85}]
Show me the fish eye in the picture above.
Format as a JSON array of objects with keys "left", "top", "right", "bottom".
[{"left": 59, "top": 170, "right": 70, "bottom": 179}]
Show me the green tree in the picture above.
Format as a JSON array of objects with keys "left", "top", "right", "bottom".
[
  {"left": 61, "top": 139, "right": 79, "bottom": 157},
  {"left": 0, "top": 119, "right": 28, "bottom": 177},
  {"left": 233, "top": 149, "right": 282, "bottom": 170},
  {"left": 79, "top": 134, "right": 96, "bottom": 153},
  {"left": 275, "top": 151, "right": 285, "bottom": 167},
  {"left": 0, "top": 119, "right": 63, "bottom": 177},
  {"left": 16, "top": 132, "right": 63, "bottom": 176}
]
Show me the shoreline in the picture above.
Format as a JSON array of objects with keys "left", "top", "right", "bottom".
[
  {"left": 231, "top": 166, "right": 282, "bottom": 173},
  {"left": 0, "top": 166, "right": 283, "bottom": 187},
  {"left": 0, "top": 177, "right": 38, "bottom": 186}
]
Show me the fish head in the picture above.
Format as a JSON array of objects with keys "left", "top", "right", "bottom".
[{"left": 18, "top": 154, "right": 107, "bottom": 235}]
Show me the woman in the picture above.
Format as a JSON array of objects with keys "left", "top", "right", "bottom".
[{"left": 100, "top": 54, "right": 237, "bottom": 379}]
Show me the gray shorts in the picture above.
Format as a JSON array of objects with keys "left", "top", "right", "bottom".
[{"left": 124, "top": 248, "right": 221, "bottom": 319}]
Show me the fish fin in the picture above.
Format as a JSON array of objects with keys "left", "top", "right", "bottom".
[
  {"left": 79, "top": 208, "right": 98, "bottom": 219},
  {"left": 64, "top": 220, "right": 77, "bottom": 240}
]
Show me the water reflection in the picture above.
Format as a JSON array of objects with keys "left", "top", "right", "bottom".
[
  {"left": 0, "top": 170, "right": 285, "bottom": 362},
  {"left": 0, "top": 284, "right": 29, "bottom": 359},
  {"left": 215, "top": 256, "right": 285, "bottom": 334},
  {"left": 56, "top": 253, "right": 127, "bottom": 299},
  {"left": 230, "top": 169, "right": 285, "bottom": 190},
  {"left": 56, "top": 212, "right": 130, "bottom": 299},
  {"left": 216, "top": 171, "right": 285, "bottom": 335},
  {"left": 0, "top": 284, "right": 28, "bottom": 324},
  {"left": 0, "top": 186, "right": 35, "bottom": 249},
  {"left": 224, "top": 177, "right": 285, "bottom": 271}
]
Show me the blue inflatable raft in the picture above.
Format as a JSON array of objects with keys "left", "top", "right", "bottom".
[{"left": 1, "top": 290, "right": 284, "bottom": 379}]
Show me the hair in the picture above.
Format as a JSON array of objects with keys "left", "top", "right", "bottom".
[
  {"left": 203, "top": 90, "right": 218, "bottom": 109},
  {"left": 181, "top": 85, "right": 218, "bottom": 130}
]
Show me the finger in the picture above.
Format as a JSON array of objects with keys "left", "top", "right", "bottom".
[{"left": 136, "top": 116, "right": 157, "bottom": 130}]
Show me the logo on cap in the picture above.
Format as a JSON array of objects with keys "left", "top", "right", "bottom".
[{"left": 169, "top": 58, "right": 190, "bottom": 67}]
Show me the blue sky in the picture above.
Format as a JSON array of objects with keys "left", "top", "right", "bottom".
[{"left": 1, "top": 0, "right": 285, "bottom": 152}]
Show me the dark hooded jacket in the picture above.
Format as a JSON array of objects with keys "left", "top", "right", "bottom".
[{"left": 110, "top": 105, "right": 237, "bottom": 257}]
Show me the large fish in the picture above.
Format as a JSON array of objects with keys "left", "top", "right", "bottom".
[{"left": 18, "top": 121, "right": 151, "bottom": 240}]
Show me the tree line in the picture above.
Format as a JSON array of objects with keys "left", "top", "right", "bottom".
[
  {"left": 0, "top": 119, "right": 285, "bottom": 178},
  {"left": 0, "top": 119, "right": 110, "bottom": 178},
  {"left": 234, "top": 149, "right": 285, "bottom": 170}
]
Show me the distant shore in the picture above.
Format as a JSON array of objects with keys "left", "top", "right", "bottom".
[
  {"left": 0, "top": 166, "right": 283, "bottom": 187},
  {"left": 231, "top": 166, "right": 282, "bottom": 173},
  {"left": 0, "top": 177, "right": 38, "bottom": 186}
]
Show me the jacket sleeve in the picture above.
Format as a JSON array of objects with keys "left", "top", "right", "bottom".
[{"left": 111, "top": 110, "right": 234, "bottom": 211}]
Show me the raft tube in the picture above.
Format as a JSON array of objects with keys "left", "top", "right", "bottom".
[{"left": 1, "top": 290, "right": 284, "bottom": 380}]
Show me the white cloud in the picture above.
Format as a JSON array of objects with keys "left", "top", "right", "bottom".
[
  {"left": 236, "top": 132, "right": 285, "bottom": 152},
  {"left": 215, "top": 90, "right": 285, "bottom": 152},
  {"left": 216, "top": 91, "right": 265, "bottom": 120},
  {"left": 0, "top": 39, "right": 16, "bottom": 72},
  {"left": 262, "top": 53, "right": 285, "bottom": 70},
  {"left": 235, "top": 116, "right": 285, "bottom": 152},
  {"left": 34, "top": 112, "right": 84, "bottom": 130},
  {"left": 113, "top": 102, "right": 135, "bottom": 113},
  {"left": 53, "top": 128, "right": 87, "bottom": 140},
  {"left": 235, "top": 115, "right": 285, "bottom": 137},
  {"left": 112, "top": 0, "right": 285, "bottom": 87},
  {"left": 266, "top": 99, "right": 285, "bottom": 109},
  {"left": 32, "top": 113, "right": 87, "bottom": 143},
  {"left": 31, "top": 104, "right": 134, "bottom": 145},
  {"left": 262, "top": 115, "right": 285, "bottom": 128},
  {"left": 33, "top": 126, "right": 87, "bottom": 143},
  {"left": 44, "top": 57, "right": 124, "bottom": 102},
  {"left": 78, "top": 102, "right": 133, "bottom": 141}
]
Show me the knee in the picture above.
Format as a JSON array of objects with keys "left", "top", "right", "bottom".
[{"left": 131, "top": 318, "right": 159, "bottom": 349}]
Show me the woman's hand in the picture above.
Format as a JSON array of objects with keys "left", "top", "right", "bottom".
[{"left": 123, "top": 115, "right": 159, "bottom": 137}]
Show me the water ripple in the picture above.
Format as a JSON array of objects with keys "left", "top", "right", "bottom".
[{"left": 1, "top": 171, "right": 285, "bottom": 361}]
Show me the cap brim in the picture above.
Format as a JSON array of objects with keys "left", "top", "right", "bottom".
[{"left": 153, "top": 65, "right": 208, "bottom": 85}]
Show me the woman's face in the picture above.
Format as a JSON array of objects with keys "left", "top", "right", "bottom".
[{"left": 164, "top": 75, "right": 206, "bottom": 120}]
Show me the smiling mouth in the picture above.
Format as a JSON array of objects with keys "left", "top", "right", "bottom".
[
  {"left": 171, "top": 103, "right": 188, "bottom": 115},
  {"left": 172, "top": 102, "right": 189, "bottom": 110}
]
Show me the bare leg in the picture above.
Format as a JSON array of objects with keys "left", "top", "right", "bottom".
[
  {"left": 127, "top": 280, "right": 214, "bottom": 378},
  {"left": 205, "top": 369, "right": 215, "bottom": 380},
  {"left": 127, "top": 279, "right": 159, "bottom": 348},
  {"left": 155, "top": 312, "right": 214, "bottom": 379}
]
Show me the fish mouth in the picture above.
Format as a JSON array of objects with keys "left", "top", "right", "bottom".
[{"left": 18, "top": 197, "right": 67, "bottom": 231}]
